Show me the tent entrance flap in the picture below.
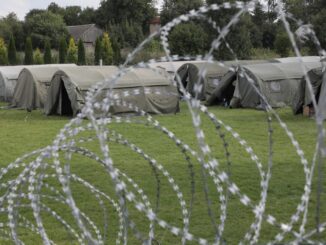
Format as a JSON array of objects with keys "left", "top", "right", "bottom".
[
  {"left": 59, "top": 80, "right": 73, "bottom": 116},
  {"left": 45, "top": 76, "right": 74, "bottom": 116}
]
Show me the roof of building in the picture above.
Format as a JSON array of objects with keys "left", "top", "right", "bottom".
[{"left": 67, "top": 24, "right": 101, "bottom": 41}]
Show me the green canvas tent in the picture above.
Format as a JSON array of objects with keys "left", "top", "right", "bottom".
[
  {"left": 11, "top": 64, "right": 77, "bottom": 111},
  {"left": 177, "top": 60, "right": 273, "bottom": 101},
  {"left": 292, "top": 66, "right": 326, "bottom": 118},
  {"left": 275, "top": 56, "right": 322, "bottom": 63},
  {"left": 209, "top": 62, "right": 323, "bottom": 109},
  {"left": 0, "top": 66, "right": 26, "bottom": 102},
  {"left": 148, "top": 60, "right": 205, "bottom": 76},
  {"left": 44, "top": 66, "right": 179, "bottom": 116}
]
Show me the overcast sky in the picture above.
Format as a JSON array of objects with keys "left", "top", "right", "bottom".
[{"left": 0, "top": 0, "right": 165, "bottom": 20}]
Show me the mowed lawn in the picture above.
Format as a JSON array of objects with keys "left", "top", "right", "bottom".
[{"left": 0, "top": 101, "right": 325, "bottom": 244}]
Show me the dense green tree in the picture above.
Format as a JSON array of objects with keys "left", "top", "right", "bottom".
[
  {"left": 107, "top": 22, "right": 125, "bottom": 47},
  {"left": 101, "top": 32, "right": 114, "bottom": 65},
  {"left": 160, "top": 0, "right": 204, "bottom": 25},
  {"left": 64, "top": 6, "right": 82, "bottom": 25},
  {"left": 33, "top": 48, "right": 43, "bottom": 64},
  {"left": 310, "top": 1, "right": 326, "bottom": 49},
  {"left": 66, "top": 37, "right": 77, "bottom": 63},
  {"left": 78, "top": 7, "right": 97, "bottom": 24},
  {"left": 59, "top": 37, "right": 67, "bottom": 63},
  {"left": 24, "top": 37, "right": 33, "bottom": 65},
  {"left": 205, "top": 0, "right": 254, "bottom": 59},
  {"left": 94, "top": 37, "right": 102, "bottom": 65},
  {"left": 111, "top": 37, "right": 122, "bottom": 65},
  {"left": 47, "top": 2, "right": 65, "bottom": 16},
  {"left": 77, "top": 39, "right": 86, "bottom": 65},
  {"left": 44, "top": 39, "right": 52, "bottom": 64},
  {"left": 24, "top": 10, "right": 67, "bottom": 48},
  {"left": 96, "top": 0, "right": 156, "bottom": 34},
  {"left": 0, "top": 38, "right": 8, "bottom": 65},
  {"left": 123, "top": 21, "right": 144, "bottom": 47},
  {"left": 8, "top": 34, "right": 17, "bottom": 65},
  {"left": 0, "top": 13, "right": 24, "bottom": 50},
  {"left": 169, "top": 22, "right": 208, "bottom": 56},
  {"left": 274, "top": 31, "right": 291, "bottom": 57}
]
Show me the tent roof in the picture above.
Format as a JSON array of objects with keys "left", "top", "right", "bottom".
[
  {"left": 0, "top": 66, "right": 27, "bottom": 80},
  {"left": 20, "top": 66, "right": 69, "bottom": 84},
  {"left": 53, "top": 67, "right": 105, "bottom": 90},
  {"left": 148, "top": 60, "right": 205, "bottom": 73},
  {"left": 275, "top": 56, "right": 321, "bottom": 63},
  {"left": 53, "top": 66, "right": 172, "bottom": 91},
  {"left": 242, "top": 62, "right": 323, "bottom": 81},
  {"left": 177, "top": 60, "right": 273, "bottom": 76},
  {"left": 0, "top": 64, "right": 77, "bottom": 80},
  {"left": 181, "top": 62, "right": 231, "bottom": 76}
]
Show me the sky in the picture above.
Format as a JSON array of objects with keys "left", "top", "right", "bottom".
[{"left": 0, "top": 0, "right": 165, "bottom": 20}]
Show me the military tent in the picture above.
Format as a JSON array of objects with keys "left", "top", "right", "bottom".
[
  {"left": 177, "top": 60, "right": 272, "bottom": 101},
  {"left": 275, "top": 56, "right": 322, "bottom": 63},
  {"left": 0, "top": 66, "right": 27, "bottom": 102},
  {"left": 11, "top": 64, "right": 77, "bottom": 111},
  {"left": 148, "top": 60, "right": 205, "bottom": 76},
  {"left": 208, "top": 62, "right": 323, "bottom": 109},
  {"left": 45, "top": 66, "right": 179, "bottom": 116},
  {"left": 292, "top": 66, "right": 326, "bottom": 118}
]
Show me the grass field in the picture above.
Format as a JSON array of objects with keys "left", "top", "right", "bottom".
[{"left": 0, "top": 101, "right": 325, "bottom": 244}]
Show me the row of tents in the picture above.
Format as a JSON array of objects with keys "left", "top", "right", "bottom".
[
  {"left": 0, "top": 64, "right": 179, "bottom": 116},
  {"left": 0, "top": 56, "right": 325, "bottom": 117},
  {"left": 172, "top": 56, "right": 325, "bottom": 117}
]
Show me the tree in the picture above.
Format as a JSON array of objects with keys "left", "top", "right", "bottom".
[
  {"left": 169, "top": 22, "right": 208, "bottom": 56},
  {"left": 111, "top": 37, "right": 122, "bottom": 65},
  {"left": 123, "top": 20, "right": 144, "bottom": 47},
  {"left": 24, "top": 10, "right": 67, "bottom": 48},
  {"left": 66, "top": 37, "right": 77, "bottom": 63},
  {"left": 63, "top": 6, "right": 82, "bottom": 25},
  {"left": 311, "top": 8, "right": 326, "bottom": 52},
  {"left": 8, "top": 34, "right": 17, "bottom": 65},
  {"left": 44, "top": 39, "right": 52, "bottom": 64},
  {"left": 94, "top": 37, "right": 102, "bottom": 65},
  {"left": 24, "top": 37, "right": 33, "bottom": 65},
  {"left": 78, "top": 7, "right": 97, "bottom": 25},
  {"left": 0, "top": 38, "right": 8, "bottom": 65},
  {"left": 33, "top": 48, "right": 43, "bottom": 64},
  {"left": 160, "top": 0, "right": 204, "bottom": 25},
  {"left": 274, "top": 31, "right": 291, "bottom": 57},
  {"left": 59, "top": 36, "right": 67, "bottom": 63},
  {"left": 205, "top": 0, "right": 254, "bottom": 60},
  {"left": 77, "top": 39, "right": 86, "bottom": 65},
  {"left": 96, "top": 0, "right": 157, "bottom": 34},
  {"left": 47, "top": 2, "right": 65, "bottom": 16},
  {"left": 101, "top": 32, "right": 114, "bottom": 65},
  {"left": 0, "top": 13, "right": 24, "bottom": 50}
]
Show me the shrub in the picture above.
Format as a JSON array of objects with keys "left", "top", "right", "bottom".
[
  {"left": 0, "top": 38, "right": 8, "bottom": 65},
  {"left": 33, "top": 48, "right": 43, "bottom": 64},
  {"left": 66, "top": 37, "right": 77, "bottom": 64},
  {"left": 101, "top": 32, "right": 114, "bottom": 65}
]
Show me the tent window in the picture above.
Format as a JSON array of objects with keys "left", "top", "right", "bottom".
[
  {"left": 269, "top": 81, "right": 281, "bottom": 92},
  {"left": 208, "top": 77, "right": 220, "bottom": 87}
]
